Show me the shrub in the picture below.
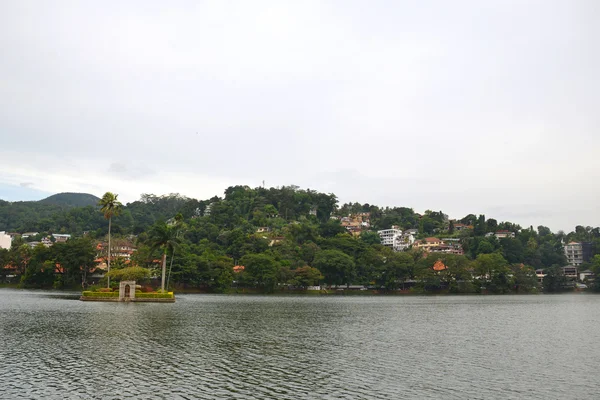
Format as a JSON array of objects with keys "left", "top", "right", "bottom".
[
  {"left": 98, "top": 287, "right": 113, "bottom": 292},
  {"left": 136, "top": 292, "right": 174, "bottom": 299},
  {"left": 82, "top": 291, "right": 118, "bottom": 298}
]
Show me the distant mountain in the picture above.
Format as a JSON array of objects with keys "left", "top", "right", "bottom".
[{"left": 38, "top": 193, "right": 101, "bottom": 208}]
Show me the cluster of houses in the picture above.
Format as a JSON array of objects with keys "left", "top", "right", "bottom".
[
  {"left": 376, "top": 227, "right": 464, "bottom": 255},
  {"left": 535, "top": 265, "right": 595, "bottom": 287},
  {"left": 540, "top": 241, "right": 597, "bottom": 287},
  {"left": 94, "top": 239, "right": 137, "bottom": 268},
  {"left": 0, "top": 231, "right": 72, "bottom": 250},
  {"left": 330, "top": 212, "right": 372, "bottom": 235},
  {"left": 0, "top": 231, "right": 142, "bottom": 283},
  {"left": 377, "top": 226, "right": 417, "bottom": 251}
]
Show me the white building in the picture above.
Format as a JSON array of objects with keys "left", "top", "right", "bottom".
[
  {"left": 377, "top": 227, "right": 403, "bottom": 251},
  {"left": 0, "top": 231, "right": 12, "bottom": 249},
  {"left": 564, "top": 242, "right": 583, "bottom": 266},
  {"left": 579, "top": 270, "right": 595, "bottom": 282},
  {"left": 494, "top": 230, "right": 516, "bottom": 239},
  {"left": 396, "top": 232, "right": 416, "bottom": 251},
  {"left": 52, "top": 234, "right": 71, "bottom": 243}
]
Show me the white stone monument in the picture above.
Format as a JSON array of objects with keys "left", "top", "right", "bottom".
[{"left": 119, "top": 280, "right": 136, "bottom": 301}]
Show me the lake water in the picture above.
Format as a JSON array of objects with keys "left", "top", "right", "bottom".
[{"left": 0, "top": 290, "right": 599, "bottom": 399}]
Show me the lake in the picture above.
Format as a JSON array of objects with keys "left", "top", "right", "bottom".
[{"left": 0, "top": 290, "right": 598, "bottom": 399}]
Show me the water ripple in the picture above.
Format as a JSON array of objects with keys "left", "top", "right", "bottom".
[{"left": 1, "top": 291, "right": 599, "bottom": 399}]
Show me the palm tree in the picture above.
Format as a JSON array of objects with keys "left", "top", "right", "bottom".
[
  {"left": 99, "top": 192, "right": 122, "bottom": 288},
  {"left": 166, "top": 213, "right": 185, "bottom": 291},
  {"left": 148, "top": 221, "right": 181, "bottom": 291}
]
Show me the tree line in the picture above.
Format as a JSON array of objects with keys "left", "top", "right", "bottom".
[{"left": 1, "top": 185, "right": 600, "bottom": 293}]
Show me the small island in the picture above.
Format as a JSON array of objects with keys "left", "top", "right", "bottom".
[{"left": 80, "top": 280, "right": 175, "bottom": 302}]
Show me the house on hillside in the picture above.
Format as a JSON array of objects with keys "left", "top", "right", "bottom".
[
  {"left": 535, "top": 269, "right": 546, "bottom": 283},
  {"left": 0, "top": 232, "right": 12, "bottom": 250},
  {"left": 377, "top": 226, "right": 403, "bottom": 251},
  {"left": 562, "top": 265, "right": 578, "bottom": 280},
  {"left": 579, "top": 270, "right": 595, "bottom": 282},
  {"left": 453, "top": 223, "right": 473, "bottom": 232},
  {"left": 269, "top": 237, "right": 285, "bottom": 247},
  {"left": 96, "top": 240, "right": 136, "bottom": 260},
  {"left": 564, "top": 242, "right": 592, "bottom": 266},
  {"left": 494, "top": 230, "right": 515, "bottom": 239},
  {"left": 52, "top": 234, "right": 71, "bottom": 243},
  {"left": 414, "top": 237, "right": 443, "bottom": 250},
  {"left": 396, "top": 231, "right": 416, "bottom": 251}
]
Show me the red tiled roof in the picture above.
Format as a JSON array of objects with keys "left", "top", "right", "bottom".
[
  {"left": 233, "top": 265, "right": 245, "bottom": 273},
  {"left": 433, "top": 260, "right": 447, "bottom": 271}
]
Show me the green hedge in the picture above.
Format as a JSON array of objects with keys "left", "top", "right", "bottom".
[
  {"left": 82, "top": 291, "right": 118, "bottom": 298},
  {"left": 136, "top": 292, "right": 174, "bottom": 299}
]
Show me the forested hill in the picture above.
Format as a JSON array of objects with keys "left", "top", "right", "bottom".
[
  {"left": 0, "top": 192, "right": 103, "bottom": 233},
  {"left": 39, "top": 193, "right": 100, "bottom": 207},
  {"left": 0, "top": 185, "right": 597, "bottom": 250},
  {"left": 3, "top": 184, "right": 600, "bottom": 292}
]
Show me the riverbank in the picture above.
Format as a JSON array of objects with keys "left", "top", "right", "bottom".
[{"left": 1, "top": 286, "right": 591, "bottom": 296}]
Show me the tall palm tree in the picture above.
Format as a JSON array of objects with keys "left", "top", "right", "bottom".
[
  {"left": 99, "top": 192, "right": 122, "bottom": 288},
  {"left": 166, "top": 213, "right": 185, "bottom": 291},
  {"left": 148, "top": 221, "right": 181, "bottom": 291}
]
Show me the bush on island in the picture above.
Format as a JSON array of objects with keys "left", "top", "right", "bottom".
[
  {"left": 82, "top": 291, "right": 118, "bottom": 298},
  {"left": 136, "top": 292, "right": 174, "bottom": 299}
]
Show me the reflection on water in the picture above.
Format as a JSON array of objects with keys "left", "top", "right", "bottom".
[{"left": 1, "top": 290, "right": 599, "bottom": 399}]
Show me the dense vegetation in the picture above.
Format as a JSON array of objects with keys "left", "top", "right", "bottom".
[{"left": 1, "top": 186, "right": 600, "bottom": 293}]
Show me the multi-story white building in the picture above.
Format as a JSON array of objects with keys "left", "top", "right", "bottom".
[
  {"left": 0, "top": 231, "right": 12, "bottom": 249},
  {"left": 397, "top": 232, "right": 416, "bottom": 250},
  {"left": 377, "top": 226, "right": 403, "bottom": 251},
  {"left": 564, "top": 242, "right": 584, "bottom": 266}
]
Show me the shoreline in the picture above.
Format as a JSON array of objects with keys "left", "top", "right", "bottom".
[{"left": 0, "top": 285, "right": 591, "bottom": 296}]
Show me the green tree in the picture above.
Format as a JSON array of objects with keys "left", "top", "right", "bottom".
[
  {"left": 473, "top": 253, "right": 511, "bottom": 293},
  {"left": 106, "top": 266, "right": 152, "bottom": 282},
  {"left": 240, "top": 253, "right": 279, "bottom": 292},
  {"left": 360, "top": 231, "right": 381, "bottom": 246},
  {"left": 98, "top": 192, "right": 122, "bottom": 288},
  {"left": 510, "top": 264, "right": 538, "bottom": 293},
  {"left": 313, "top": 249, "right": 356, "bottom": 287},
  {"left": 292, "top": 266, "right": 323, "bottom": 288},
  {"left": 319, "top": 219, "right": 347, "bottom": 238},
  {"left": 148, "top": 221, "right": 182, "bottom": 291},
  {"left": 379, "top": 250, "right": 413, "bottom": 290},
  {"left": 542, "top": 265, "right": 567, "bottom": 293},
  {"left": 53, "top": 237, "right": 96, "bottom": 288}
]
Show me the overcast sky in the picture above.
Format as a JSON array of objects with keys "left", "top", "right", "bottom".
[{"left": 0, "top": 0, "right": 598, "bottom": 232}]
